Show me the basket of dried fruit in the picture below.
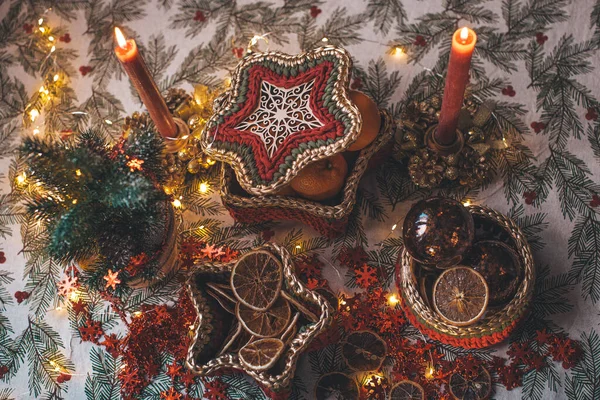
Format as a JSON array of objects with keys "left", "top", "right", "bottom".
[
  {"left": 198, "top": 45, "right": 394, "bottom": 237},
  {"left": 185, "top": 243, "right": 333, "bottom": 394},
  {"left": 397, "top": 198, "right": 535, "bottom": 349}
]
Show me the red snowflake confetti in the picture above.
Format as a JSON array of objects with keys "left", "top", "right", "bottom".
[
  {"left": 125, "top": 253, "right": 149, "bottom": 277},
  {"left": 59, "top": 33, "right": 71, "bottom": 43},
  {"left": 166, "top": 362, "right": 182, "bottom": 380},
  {"left": 71, "top": 299, "right": 88, "bottom": 316},
  {"left": 355, "top": 264, "right": 378, "bottom": 289},
  {"left": 14, "top": 291, "right": 29, "bottom": 304},
  {"left": 499, "top": 365, "right": 523, "bottom": 390},
  {"left": 310, "top": 5, "right": 322, "bottom": 18},
  {"left": 79, "top": 319, "right": 104, "bottom": 343},
  {"left": 414, "top": 35, "right": 427, "bottom": 47},
  {"left": 103, "top": 269, "right": 121, "bottom": 290},
  {"left": 232, "top": 47, "right": 245, "bottom": 58},
  {"left": 102, "top": 334, "right": 121, "bottom": 357},
  {"left": 530, "top": 121, "right": 545, "bottom": 133},
  {"left": 79, "top": 65, "right": 93, "bottom": 76},
  {"left": 194, "top": 10, "right": 206, "bottom": 22},
  {"left": 57, "top": 274, "right": 78, "bottom": 297},
  {"left": 591, "top": 194, "right": 600, "bottom": 208},
  {"left": 161, "top": 388, "right": 182, "bottom": 400},
  {"left": 201, "top": 244, "right": 218, "bottom": 258},
  {"left": 535, "top": 328, "right": 551, "bottom": 345},
  {"left": 337, "top": 246, "right": 368, "bottom": 268},
  {"left": 181, "top": 371, "right": 196, "bottom": 387},
  {"left": 119, "top": 368, "right": 143, "bottom": 396},
  {"left": 507, "top": 341, "right": 534, "bottom": 366},
  {"left": 502, "top": 85, "right": 516, "bottom": 97},
  {"left": 204, "top": 379, "right": 229, "bottom": 400},
  {"left": 524, "top": 191, "right": 537, "bottom": 205},
  {"left": 535, "top": 32, "right": 548, "bottom": 45}
]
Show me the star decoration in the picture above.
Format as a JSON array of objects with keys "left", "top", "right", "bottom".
[
  {"left": 103, "top": 269, "right": 121, "bottom": 290},
  {"left": 126, "top": 158, "right": 144, "bottom": 171},
  {"left": 57, "top": 274, "right": 78, "bottom": 297},
  {"left": 200, "top": 46, "right": 361, "bottom": 195}
]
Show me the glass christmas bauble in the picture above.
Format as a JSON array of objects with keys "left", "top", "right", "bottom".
[
  {"left": 464, "top": 240, "right": 521, "bottom": 306},
  {"left": 402, "top": 197, "right": 474, "bottom": 267}
]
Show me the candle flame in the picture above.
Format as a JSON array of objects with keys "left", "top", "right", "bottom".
[
  {"left": 460, "top": 27, "right": 469, "bottom": 41},
  {"left": 114, "top": 27, "right": 128, "bottom": 49}
]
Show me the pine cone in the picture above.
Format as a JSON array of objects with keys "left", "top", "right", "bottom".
[
  {"left": 123, "top": 112, "right": 153, "bottom": 132},
  {"left": 458, "top": 147, "right": 490, "bottom": 187},
  {"left": 409, "top": 148, "right": 445, "bottom": 188},
  {"left": 164, "top": 88, "right": 192, "bottom": 113}
]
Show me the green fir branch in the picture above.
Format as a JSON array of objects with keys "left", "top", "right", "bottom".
[
  {"left": 565, "top": 330, "right": 600, "bottom": 400},
  {"left": 366, "top": 0, "right": 407, "bottom": 35}
]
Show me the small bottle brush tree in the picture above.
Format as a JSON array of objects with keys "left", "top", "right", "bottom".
[{"left": 19, "top": 128, "right": 172, "bottom": 291}]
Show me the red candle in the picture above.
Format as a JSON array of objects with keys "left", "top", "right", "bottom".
[
  {"left": 114, "top": 27, "right": 178, "bottom": 139},
  {"left": 436, "top": 27, "right": 477, "bottom": 145}
]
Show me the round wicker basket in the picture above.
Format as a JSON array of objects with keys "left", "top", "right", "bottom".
[{"left": 398, "top": 204, "right": 535, "bottom": 349}]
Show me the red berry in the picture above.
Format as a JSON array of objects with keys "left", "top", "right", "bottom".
[
  {"left": 310, "top": 6, "right": 322, "bottom": 18},
  {"left": 59, "top": 33, "right": 71, "bottom": 43},
  {"left": 193, "top": 10, "right": 206, "bottom": 22},
  {"left": 79, "top": 66, "right": 93, "bottom": 76}
]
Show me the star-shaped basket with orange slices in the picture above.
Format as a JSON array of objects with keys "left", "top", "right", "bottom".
[
  {"left": 184, "top": 243, "right": 333, "bottom": 395},
  {"left": 199, "top": 45, "right": 362, "bottom": 196}
]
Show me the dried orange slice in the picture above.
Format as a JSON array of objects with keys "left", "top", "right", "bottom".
[
  {"left": 341, "top": 330, "right": 387, "bottom": 371},
  {"left": 389, "top": 380, "right": 425, "bottom": 400},
  {"left": 315, "top": 372, "right": 359, "bottom": 400},
  {"left": 432, "top": 266, "right": 489, "bottom": 327},
  {"left": 237, "top": 297, "right": 291, "bottom": 338},
  {"left": 239, "top": 338, "right": 285, "bottom": 371},
  {"left": 449, "top": 366, "right": 492, "bottom": 400},
  {"left": 231, "top": 250, "right": 283, "bottom": 311}
]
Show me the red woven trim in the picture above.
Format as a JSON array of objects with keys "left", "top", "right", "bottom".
[
  {"left": 398, "top": 294, "right": 523, "bottom": 349},
  {"left": 226, "top": 204, "right": 347, "bottom": 238},
  {"left": 211, "top": 61, "right": 347, "bottom": 182}
]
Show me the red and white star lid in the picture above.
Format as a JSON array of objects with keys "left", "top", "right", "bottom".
[{"left": 199, "top": 46, "right": 362, "bottom": 196}]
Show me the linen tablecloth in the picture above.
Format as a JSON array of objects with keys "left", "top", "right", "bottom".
[{"left": 1, "top": 0, "right": 599, "bottom": 399}]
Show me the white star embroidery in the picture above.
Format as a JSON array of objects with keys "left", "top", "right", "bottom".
[{"left": 235, "top": 80, "right": 324, "bottom": 158}]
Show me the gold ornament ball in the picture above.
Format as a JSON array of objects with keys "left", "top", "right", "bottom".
[
  {"left": 178, "top": 148, "right": 192, "bottom": 162},
  {"left": 187, "top": 159, "right": 201, "bottom": 174}
]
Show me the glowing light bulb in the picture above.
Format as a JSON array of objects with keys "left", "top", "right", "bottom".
[
  {"left": 48, "top": 36, "right": 54, "bottom": 42},
  {"left": 462, "top": 200, "right": 471, "bottom": 207},
  {"left": 199, "top": 182, "right": 209, "bottom": 193},
  {"left": 75, "top": 169, "right": 82, "bottom": 176},
  {"left": 29, "top": 109, "right": 40, "bottom": 121},
  {"left": 16, "top": 173, "right": 27, "bottom": 184},
  {"left": 39, "top": 27, "right": 46, "bottom": 33},
  {"left": 295, "top": 245, "right": 301, "bottom": 249},
  {"left": 38, "top": 18, "right": 43, "bottom": 25},
  {"left": 172, "top": 199, "right": 182, "bottom": 208},
  {"left": 424, "top": 365, "right": 435, "bottom": 379},
  {"left": 50, "top": 45, "right": 56, "bottom": 52},
  {"left": 72, "top": 199, "right": 78, "bottom": 204},
  {"left": 69, "top": 291, "right": 79, "bottom": 301},
  {"left": 391, "top": 224, "right": 397, "bottom": 231},
  {"left": 53, "top": 74, "right": 59, "bottom": 82},
  {"left": 198, "top": 225, "right": 205, "bottom": 230},
  {"left": 388, "top": 294, "right": 399, "bottom": 306},
  {"left": 33, "top": 128, "right": 40, "bottom": 135},
  {"left": 392, "top": 46, "right": 404, "bottom": 57},
  {"left": 133, "top": 311, "right": 142, "bottom": 317},
  {"left": 321, "top": 37, "right": 329, "bottom": 42},
  {"left": 104, "top": 119, "right": 113, "bottom": 125}
]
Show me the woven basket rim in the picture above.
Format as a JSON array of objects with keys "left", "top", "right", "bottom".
[
  {"left": 400, "top": 204, "right": 535, "bottom": 340},
  {"left": 185, "top": 243, "right": 333, "bottom": 391},
  {"left": 199, "top": 45, "right": 362, "bottom": 196},
  {"left": 220, "top": 109, "right": 394, "bottom": 220}
]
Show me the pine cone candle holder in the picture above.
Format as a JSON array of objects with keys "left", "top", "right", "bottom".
[
  {"left": 395, "top": 99, "right": 499, "bottom": 189},
  {"left": 185, "top": 243, "right": 333, "bottom": 393}
]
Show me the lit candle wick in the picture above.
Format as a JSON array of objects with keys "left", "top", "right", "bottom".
[
  {"left": 114, "top": 27, "right": 127, "bottom": 49},
  {"left": 459, "top": 27, "right": 469, "bottom": 43}
]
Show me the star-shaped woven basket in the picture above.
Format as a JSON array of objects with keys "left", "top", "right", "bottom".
[
  {"left": 185, "top": 243, "right": 333, "bottom": 392},
  {"left": 199, "top": 46, "right": 362, "bottom": 195}
]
